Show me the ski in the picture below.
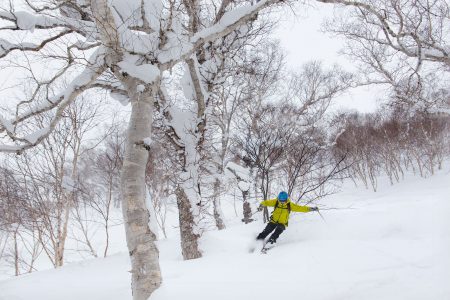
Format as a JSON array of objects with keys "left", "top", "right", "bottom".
[
  {"left": 261, "top": 246, "right": 275, "bottom": 254},
  {"left": 260, "top": 247, "right": 269, "bottom": 254},
  {"left": 260, "top": 241, "right": 276, "bottom": 254},
  {"left": 249, "top": 238, "right": 275, "bottom": 254},
  {"left": 249, "top": 239, "right": 264, "bottom": 253}
]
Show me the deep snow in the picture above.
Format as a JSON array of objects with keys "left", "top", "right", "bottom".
[{"left": 1, "top": 170, "right": 449, "bottom": 300}]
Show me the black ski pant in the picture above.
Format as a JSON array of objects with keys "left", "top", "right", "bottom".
[{"left": 256, "top": 222, "right": 285, "bottom": 243}]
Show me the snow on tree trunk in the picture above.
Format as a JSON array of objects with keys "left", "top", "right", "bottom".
[
  {"left": 164, "top": 128, "right": 205, "bottom": 260},
  {"left": 121, "top": 79, "right": 161, "bottom": 300},
  {"left": 162, "top": 103, "right": 204, "bottom": 259},
  {"left": 171, "top": 59, "right": 207, "bottom": 259}
]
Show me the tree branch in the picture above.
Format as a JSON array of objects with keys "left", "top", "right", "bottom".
[{"left": 0, "top": 50, "right": 107, "bottom": 154}]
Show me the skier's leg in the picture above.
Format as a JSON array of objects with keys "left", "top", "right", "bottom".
[
  {"left": 256, "top": 222, "right": 277, "bottom": 240},
  {"left": 250, "top": 223, "right": 276, "bottom": 253},
  {"left": 267, "top": 223, "right": 285, "bottom": 243}
]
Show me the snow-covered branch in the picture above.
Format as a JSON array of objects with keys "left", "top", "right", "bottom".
[
  {"left": 0, "top": 8, "right": 96, "bottom": 36},
  {"left": 0, "top": 29, "right": 74, "bottom": 59},
  {"left": 0, "top": 10, "right": 67, "bottom": 30},
  {"left": 158, "top": 0, "right": 283, "bottom": 70},
  {"left": 319, "top": 0, "right": 450, "bottom": 66},
  {"left": 0, "top": 50, "right": 107, "bottom": 154}
]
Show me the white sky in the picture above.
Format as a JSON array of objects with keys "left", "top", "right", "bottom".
[{"left": 272, "top": 3, "right": 385, "bottom": 113}]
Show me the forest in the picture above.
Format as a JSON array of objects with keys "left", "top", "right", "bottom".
[{"left": 0, "top": 1, "right": 449, "bottom": 300}]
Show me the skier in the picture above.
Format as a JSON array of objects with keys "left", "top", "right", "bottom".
[{"left": 256, "top": 191, "right": 319, "bottom": 250}]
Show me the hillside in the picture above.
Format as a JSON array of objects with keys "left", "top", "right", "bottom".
[{"left": 1, "top": 171, "right": 449, "bottom": 300}]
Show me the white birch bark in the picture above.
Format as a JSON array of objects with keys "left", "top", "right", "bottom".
[
  {"left": 90, "top": 1, "right": 162, "bottom": 298},
  {"left": 121, "top": 79, "right": 161, "bottom": 300}
]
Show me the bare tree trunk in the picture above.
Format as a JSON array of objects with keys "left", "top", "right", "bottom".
[
  {"left": 104, "top": 219, "right": 110, "bottom": 258},
  {"left": 104, "top": 180, "right": 113, "bottom": 258},
  {"left": 226, "top": 165, "right": 253, "bottom": 224},
  {"left": 121, "top": 80, "right": 161, "bottom": 300},
  {"left": 13, "top": 228, "right": 19, "bottom": 276},
  {"left": 26, "top": 230, "right": 41, "bottom": 273},
  {"left": 355, "top": 162, "right": 368, "bottom": 189},
  {"left": 56, "top": 203, "right": 71, "bottom": 267},
  {"left": 368, "top": 165, "right": 378, "bottom": 192},
  {"left": 242, "top": 190, "right": 253, "bottom": 224},
  {"left": 176, "top": 185, "right": 202, "bottom": 260},
  {"left": 73, "top": 205, "right": 98, "bottom": 258},
  {"left": 212, "top": 178, "right": 225, "bottom": 230},
  {"left": 255, "top": 175, "right": 269, "bottom": 222},
  {"left": 414, "top": 152, "right": 424, "bottom": 177}
]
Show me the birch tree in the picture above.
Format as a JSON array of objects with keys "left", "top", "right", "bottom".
[
  {"left": 321, "top": 0, "right": 450, "bottom": 111},
  {"left": 153, "top": 3, "right": 281, "bottom": 259},
  {"left": 320, "top": 0, "right": 450, "bottom": 67},
  {"left": 0, "top": 1, "right": 287, "bottom": 298}
]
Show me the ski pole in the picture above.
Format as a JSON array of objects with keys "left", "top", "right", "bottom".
[
  {"left": 316, "top": 210, "right": 327, "bottom": 224},
  {"left": 318, "top": 206, "right": 356, "bottom": 211}
]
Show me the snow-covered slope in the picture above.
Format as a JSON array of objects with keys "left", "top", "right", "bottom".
[{"left": 1, "top": 171, "right": 449, "bottom": 300}]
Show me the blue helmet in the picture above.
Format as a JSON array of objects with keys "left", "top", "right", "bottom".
[{"left": 278, "top": 191, "right": 288, "bottom": 202}]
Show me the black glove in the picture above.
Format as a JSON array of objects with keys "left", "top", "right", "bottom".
[
  {"left": 257, "top": 205, "right": 264, "bottom": 212},
  {"left": 309, "top": 206, "right": 319, "bottom": 212}
]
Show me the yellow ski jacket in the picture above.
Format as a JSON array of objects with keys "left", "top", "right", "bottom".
[{"left": 260, "top": 198, "right": 311, "bottom": 226}]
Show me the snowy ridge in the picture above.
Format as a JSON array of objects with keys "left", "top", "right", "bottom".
[{"left": 0, "top": 170, "right": 449, "bottom": 300}]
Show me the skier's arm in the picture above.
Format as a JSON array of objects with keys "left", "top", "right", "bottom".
[
  {"left": 260, "top": 199, "right": 277, "bottom": 207},
  {"left": 290, "top": 203, "right": 314, "bottom": 213}
]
